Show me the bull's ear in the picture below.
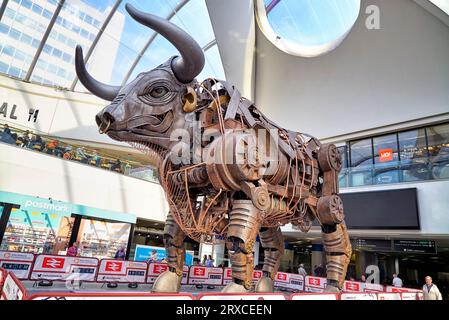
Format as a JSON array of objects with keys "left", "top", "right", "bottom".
[{"left": 182, "top": 87, "right": 198, "bottom": 113}]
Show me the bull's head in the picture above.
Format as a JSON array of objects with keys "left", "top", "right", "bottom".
[{"left": 75, "top": 4, "right": 205, "bottom": 160}]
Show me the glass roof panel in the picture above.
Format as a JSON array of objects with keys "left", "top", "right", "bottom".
[
  {"left": 0, "top": 0, "right": 59, "bottom": 80},
  {"left": 198, "top": 44, "right": 225, "bottom": 81},
  {"left": 75, "top": 0, "right": 185, "bottom": 91},
  {"left": 430, "top": 0, "right": 449, "bottom": 15},
  {"left": 0, "top": 0, "right": 226, "bottom": 92},
  {"left": 256, "top": 0, "right": 361, "bottom": 57},
  {"left": 30, "top": 0, "right": 118, "bottom": 88}
]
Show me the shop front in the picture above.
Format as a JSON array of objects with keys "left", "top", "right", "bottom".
[{"left": 0, "top": 191, "right": 136, "bottom": 260}]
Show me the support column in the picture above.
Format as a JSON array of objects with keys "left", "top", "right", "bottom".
[{"left": 311, "top": 242, "right": 324, "bottom": 275}]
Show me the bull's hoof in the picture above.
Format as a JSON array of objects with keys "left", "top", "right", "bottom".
[
  {"left": 323, "top": 285, "right": 341, "bottom": 293},
  {"left": 255, "top": 277, "right": 274, "bottom": 293},
  {"left": 152, "top": 270, "right": 182, "bottom": 293},
  {"left": 222, "top": 282, "right": 249, "bottom": 293}
]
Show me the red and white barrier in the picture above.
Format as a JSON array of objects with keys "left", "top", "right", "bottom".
[
  {"left": 97, "top": 259, "right": 147, "bottom": 283},
  {"left": 147, "top": 263, "right": 189, "bottom": 285},
  {"left": 188, "top": 266, "right": 223, "bottom": 286},
  {"left": 304, "top": 276, "right": 327, "bottom": 292},
  {"left": 377, "top": 293, "right": 402, "bottom": 300},
  {"left": 364, "top": 283, "right": 385, "bottom": 293},
  {"left": 385, "top": 286, "right": 422, "bottom": 293},
  {"left": 0, "top": 251, "right": 35, "bottom": 279},
  {"left": 290, "top": 293, "right": 339, "bottom": 300},
  {"left": 0, "top": 272, "right": 27, "bottom": 300},
  {"left": 343, "top": 280, "right": 365, "bottom": 293},
  {"left": 0, "top": 267, "right": 6, "bottom": 295},
  {"left": 198, "top": 293, "right": 286, "bottom": 300},
  {"left": 341, "top": 293, "right": 378, "bottom": 300},
  {"left": 30, "top": 254, "right": 99, "bottom": 282},
  {"left": 223, "top": 269, "right": 264, "bottom": 286},
  {"left": 275, "top": 272, "right": 305, "bottom": 291},
  {"left": 26, "top": 292, "right": 195, "bottom": 300},
  {"left": 401, "top": 292, "right": 424, "bottom": 300}
]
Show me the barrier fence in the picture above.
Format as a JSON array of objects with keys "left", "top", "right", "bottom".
[{"left": 0, "top": 250, "right": 424, "bottom": 298}]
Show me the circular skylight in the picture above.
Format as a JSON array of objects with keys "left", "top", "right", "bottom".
[{"left": 256, "top": 0, "right": 361, "bottom": 57}]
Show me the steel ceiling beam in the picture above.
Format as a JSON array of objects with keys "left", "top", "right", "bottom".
[
  {"left": 24, "top": 0, "right": 66, "bottom": 82},
  {"left": 70, "top": 0, "right": 123, "bottom": 91}
]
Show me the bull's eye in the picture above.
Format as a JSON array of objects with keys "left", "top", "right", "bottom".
[{"left": 150, "top": 86, "right": 169, "bottom": 98}]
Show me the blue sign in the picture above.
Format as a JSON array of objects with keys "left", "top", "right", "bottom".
[
  {"left": 134, "top": 245, "right": 194, "bottom": 266},
  {"left": 0, "top": 190, "right": 136, "bottom": 224}
]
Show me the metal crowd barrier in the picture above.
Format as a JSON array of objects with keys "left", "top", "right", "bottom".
[{"left": 0, "top": 250, "right": 424, "bottom": 299}]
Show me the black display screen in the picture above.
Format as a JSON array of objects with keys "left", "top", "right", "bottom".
[
  {"left": 351, "top": 239, "right": 392, "bottom": 252},
  {"left": 340, "top": 188, "right": 420, "bottom": 229},
  {"left": 393, "top": 240, "right": 436, "bottom": 254}
]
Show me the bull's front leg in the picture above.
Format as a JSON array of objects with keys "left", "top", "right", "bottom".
[
  {"left": 152, "top": 212, "right": 186, "bottom": 293},
  {"left": 222, "top": 200, "right": 261, "bottom": 293},
  {"left": 255, "top": 227, "right": 284, "bottom": 293}
]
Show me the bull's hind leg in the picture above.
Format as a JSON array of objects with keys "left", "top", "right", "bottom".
[
  {"left": 152, "top": 212, "right": 185, "bottom": 293},
  {"left": 316, "top": 143, "right": 352, "bottom": 292},
  {"left": 222, "top": 200, "right": 261, "bottom": 293},
  {"left": 321, "top": 221, "right": 352, "bottom": 292},
  {"left": 255, "top": 227, "right": 284, "bottom": 293}
]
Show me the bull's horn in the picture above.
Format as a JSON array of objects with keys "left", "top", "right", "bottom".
[
  {"left": 125, "top": 3, "right": 205, "bottom": 83},
  {"left": 75, "top": 46, "right": 121, "bottom": 101}
]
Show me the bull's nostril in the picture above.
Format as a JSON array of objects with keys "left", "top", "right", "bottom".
[
  {"left": 95, "top": 115, "right": 102, "bottom": 127},
  {"left": 103, "top": 111, "right": 115, "bottom": 124}
]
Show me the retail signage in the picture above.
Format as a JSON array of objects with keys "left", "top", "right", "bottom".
[
  {"left": 291, "top": 293, "right": 338, "bottom": 300},
  {"left": 198, "top": 293, "right": 286, "bottom": 300},
  {"left": 392, "top": 240, "right": 436, "bottom": 254},
  {"left": 274, "top": 272, "right": 305, "bottom": 291},
  {"left": 352, "top": 239, "right": 392, "bottom": 252},
  {"left": 379, "top": 148, "right": 393, "bottom": 162},
  {"left": 0, "top": 273, "right": 26, "bottom": 300},
  {"left": 30, "top": 255, "right": 98, "bottom": 282},
  {"left": 97, "top": 259, "right": 147, "bottom": 283},
  {"left": 134, "top": 245, "right": 194, "bottom": 266},
  {"left": 146, "top": 263, "right": 188, "bottom": 285},
  {"left": 187, "top": 266, "right": 223, "bottom": 285},
  {"left": 340, "top": 293, "right": 378, "bottom": 300},
  {"left": 0, "top": 251, "right": 35, "bottom": 279},
  {"left": 27, "top": 293, "right": 195, "bottom": 300},
  {"left": 0, "top": 191, "right": 136, "bottom": 224},
  {"left": 304, "top": 276, "right": 327, "bottom": 292}
]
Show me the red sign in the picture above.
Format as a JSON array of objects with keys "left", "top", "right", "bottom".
[
  {"left": 105, "top": 261, "right": 123, "bottom": 272},
  {"left": 226, "top": 269, "right": 232, "bottom": 278},
  {"left": 379, "top": 148, "right": 393, "bottom": 162},
  {"left": 193, "top": 267, "right": 206, "bottom": 277},
  {"left": 309, "top": 277, "right": 321, "bottom": 286},
  {"left": 345, "top": 282, "right": 361, "bottom": 292},
  {"left": 42, "top": 257, "right": 64, "bottom": 269},
  {"left": 153, "top": 264, "right": 168, "bottom": 274},
  {"left": 276, "top": 273, "right": 287, "bottom": 281}
]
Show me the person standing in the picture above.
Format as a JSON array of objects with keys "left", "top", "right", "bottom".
[
  {"left": 298, "top": 264, "right": 307, "bottom": 277},
  {"left": 423, "top": 276, "right": 443, "bottom": 300},
  {"left": 148, "top": 249, "right": 158, "bottom": 263},
  {"left": 114, "top": 246, "right": 126, "bottom": 260},
  {"left": 392, "top": 274, "right": 403, "bottom": 287},
  {"left": 67, "top": 242, "right": 79, "bottom": 257}
]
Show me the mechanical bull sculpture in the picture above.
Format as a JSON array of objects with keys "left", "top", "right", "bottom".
[{"left": 75, "top": 4, "right": 352, "bottom": 293}]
